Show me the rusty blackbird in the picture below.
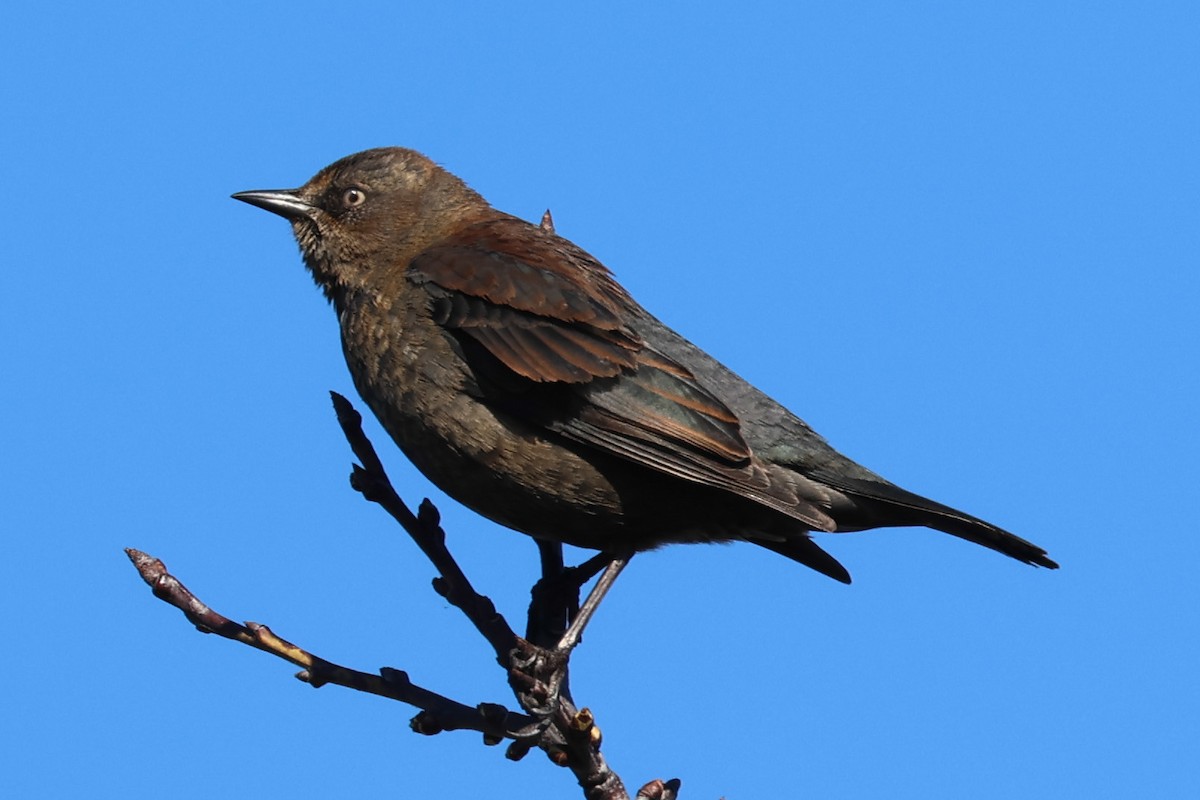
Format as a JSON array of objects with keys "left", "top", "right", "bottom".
[{"left": 233, "top": 147, "right": 1057, "bottom": 583}]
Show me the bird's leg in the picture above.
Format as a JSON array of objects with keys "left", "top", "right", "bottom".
[
  {"left": 526, "top": 547, "right": 622, "bottom": 647},
  {"left": 557, "top": 554, "right": 630, "bottom": 652},
  {"left": 509, "top": 551, "right": 632, "bottom": 736},
  {"left": 526, "top": 540, "right": 570, "bottom": 648}
]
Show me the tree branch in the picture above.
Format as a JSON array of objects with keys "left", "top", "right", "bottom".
[
  {"left": 126, "top": 391, "right": 681, "bottom": 798},
  {"left": 330, "top": 392, "right": 519, "bottom": 662},
  {"left": 123, "top": 548, "right": 530, "bottom": 741}
]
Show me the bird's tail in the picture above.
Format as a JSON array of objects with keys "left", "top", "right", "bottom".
[
  {"left": 823, "top": 473, "right": 1059, "bottom": 570},
  {"left": 918, "top": 508, "right": 1058, "bottom": 569}
]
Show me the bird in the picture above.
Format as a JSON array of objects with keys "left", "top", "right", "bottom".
[{"left": 233, "top": 147, "right": 1057, "bottom": 584}]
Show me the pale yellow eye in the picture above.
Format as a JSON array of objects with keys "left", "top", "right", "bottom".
[{"left": 342, "top": 187, "right": 367, "bottom": 208}]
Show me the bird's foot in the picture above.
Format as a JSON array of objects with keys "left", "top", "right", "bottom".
[{"left": 508, "top": 637, "right": 571, "bottom": 725}]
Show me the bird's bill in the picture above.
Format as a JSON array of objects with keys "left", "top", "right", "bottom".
[{"left": 231, "top": 189, "right": 312, "bottom": 221}]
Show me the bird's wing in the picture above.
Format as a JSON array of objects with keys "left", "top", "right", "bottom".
[
  {"left": 408, "top": 217, "right": 642, "bottom": 383},
  {"left": 407, "top": 217, "right": 836, "bottom": 531}
]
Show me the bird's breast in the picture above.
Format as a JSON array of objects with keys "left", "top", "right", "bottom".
[{"left": 335, "top": 291, "right": 649, "bottom": 545}]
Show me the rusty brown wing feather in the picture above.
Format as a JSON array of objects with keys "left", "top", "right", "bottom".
[
  {"left": 410, "top": 218, "right": 639, "bottom": 383},
  {"left": 407, "top": 217, "right": 835, "bottom": 531}
]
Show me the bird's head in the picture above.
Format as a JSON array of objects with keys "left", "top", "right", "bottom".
[{"left": 234, "top": 147, "right": 488, "bottom": 302}]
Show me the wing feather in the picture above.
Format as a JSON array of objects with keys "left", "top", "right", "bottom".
[{"left": 408, "top": 217, "right": 829, "bottom": 528}]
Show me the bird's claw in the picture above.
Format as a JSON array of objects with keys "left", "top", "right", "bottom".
[{"left": 508, "top": 638, "right": 570, "bottom": 721}]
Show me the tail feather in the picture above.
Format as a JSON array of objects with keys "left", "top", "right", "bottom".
[
  {"left": 921, "top": 511, "right": 1059, "bottom": 570},
  {"left": 750, "top": 533, "right": 853, "bottom": 584},
  {"left": 812, "top": 472, "right": 1059, "bottom": 570}
]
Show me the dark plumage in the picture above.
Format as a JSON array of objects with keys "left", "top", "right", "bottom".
[{"left": 234, "top": 147, "right": 1057, "bottom": 584}]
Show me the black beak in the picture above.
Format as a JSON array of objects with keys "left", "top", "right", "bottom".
[{"left": 231, "top": 189, "right": 313, "bottom": 221}]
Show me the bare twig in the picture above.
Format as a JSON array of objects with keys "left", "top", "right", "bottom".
[
  {"left": 330, "top": 391, "right": 519, "bottom": 661},
  {"left": 329, "top": 392, "right": 637, "bottom": 797},
  {"left": 123, "top": 548, "right": 532, "bottom": 741},
  {"left": 126, "top": 392, "right": 680, "bottom": 799}
]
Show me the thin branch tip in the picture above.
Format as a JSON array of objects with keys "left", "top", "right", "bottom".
[{"left": 125, "top": 548, "right": 164, "bottom": 583}]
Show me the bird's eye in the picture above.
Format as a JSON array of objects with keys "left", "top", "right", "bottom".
[{"left": 342, "top": 187, "right": 367, "bottom": 208}]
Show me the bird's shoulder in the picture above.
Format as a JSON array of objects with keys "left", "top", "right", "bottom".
[{"left": 406, "top": 215, "right": 636, "bottom": 333}]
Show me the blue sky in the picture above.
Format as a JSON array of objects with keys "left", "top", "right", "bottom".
[{"left": 3, "top": 3, "right": 1197, "bottom": 797}]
